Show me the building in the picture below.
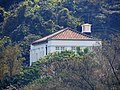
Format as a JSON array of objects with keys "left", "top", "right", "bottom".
[{"left": 30, "top": 23, "right": 101, "bottom": 65}]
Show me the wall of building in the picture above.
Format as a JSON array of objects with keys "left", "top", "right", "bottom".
[
  {"left": 30, "top": 43, "right": 47, "bottom": 65},
  {"left": 47, "top": 40, "right": 101, "bottom": 52},
  {"left": 48, "top": 40, "right": 101, "bottom": 47},
  {"left": 30, "top": 39, "right": 102, "bottom": 65}
]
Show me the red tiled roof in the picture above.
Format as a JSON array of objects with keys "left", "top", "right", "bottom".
[
  {"left": 52, "top": 29, "right": 91, "bottom": 39},
  {"left": 32, "top": 28, "right": 92, "bottom": 44}
]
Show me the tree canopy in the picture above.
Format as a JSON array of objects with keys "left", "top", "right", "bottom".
[{"left": 0, "top": 0, "right": 120, "bottom": 89}]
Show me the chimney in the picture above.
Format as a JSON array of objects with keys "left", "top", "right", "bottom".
[{"left": 81, "top": 23, "right": 91, "bottom": 35}]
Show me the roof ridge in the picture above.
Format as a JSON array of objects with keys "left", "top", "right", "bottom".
[
  {"left": 64, "top": 28, "right": 93, "bottom": 39},
  {"left": 49, "top": 28, "right": 69, "bottom": 39},
  {"left": 32, "top": 27, "right": 94, "bottom": 45},
  {"left": 32, "top": 28, "right": 68, "bottom": 44}
]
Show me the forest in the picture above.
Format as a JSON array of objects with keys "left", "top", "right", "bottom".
[{"left": 0, "top": 0, "right": 120, "bottom": 89}]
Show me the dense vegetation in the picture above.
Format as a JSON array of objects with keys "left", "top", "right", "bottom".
[
  {"left": 1, "top": 47, "right": 120, "bottom": 90},
  {"left": 0, "top": 0, "right": 120, "bottom": 65},
  {"left": 0, "top": 0, "right": 120, "bottom": 89}
]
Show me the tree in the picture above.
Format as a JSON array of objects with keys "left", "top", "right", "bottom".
[
  {"left": 0, "top": 52, "right": 5, "bottom": 80},
  {"left": 4, "top": 45, "right": 22, "bottom": 77},
  {"left": 58, "top": 8, "right": 79, "bottom": 28},
  {"left": 92, "top": 34, "right": 120, "bottom": 89},
  {"left": 102, "top": 35, "right": 120, "bottom": 86},
  {"left": 0, "top": 37, "right": 10, "bottom": 80},
  {"left": 20, "top": 49, "right": 101, "bottom": 90}
]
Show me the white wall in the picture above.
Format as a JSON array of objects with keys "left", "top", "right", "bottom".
[
  {"left": 48, "top": 40, "right": 101, "bottom": 47},
  {"left": 82, "top": 24, "right": 91, "bottom": 33},
  {"left": 48, "top": 40, "right": 101, "bottom": 53},
  {"left": 30, "top": 43, "right": 47, "bottom": 65},
  {"left": 30, "top": 39, "right": 102, "bottom": 65}
]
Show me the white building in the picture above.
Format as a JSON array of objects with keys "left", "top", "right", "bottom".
[{"left": 30, "top": 23, "right": 101, "bottom": 65}]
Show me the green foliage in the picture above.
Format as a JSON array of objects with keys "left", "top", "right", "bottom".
[
  {"left": 0, "top": 0, "right": 120, "bottom": 89},
  {"left": 34, "top": 50, "right": 76, "bottom": 64},
  {"left": 1, "top": 50, "right": 78, "bottom": 88},
  {"left": 0, "top": 7, "right": 9, "bottom": 17},
  {"left": 0, "top": 37, "right": 11, "bottom": 51},
  {"left": 0, "top": 37, "right": 11, "bottom": 81},
  {"left": 76, "top": 47, "right": 91, "bottom": 56},
  {"left": 34, "top": 0, "right": 39, "bottom": 3},
  {"left": 0, "top": 44, "right": 23, "bottom": 90},
  {"left": 3, "top": 45, "right": 23, "bottom": 77},
  {"left": 76, "top": 47, "right": 83, "bottom": 56},
  {"left": 20, "top": 50, "right": 102, "bottom": 90},
  {"left": 84, "top": 48, "right": 89, "bottom": 54},
  {"left": 0, "top": 0, "right": 119, "bottom": 66}
]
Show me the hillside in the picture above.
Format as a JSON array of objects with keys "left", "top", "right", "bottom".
[
  {"left": 0, "top": 0, "right": 120, "bottom": 65},
  {"left": 1, "top": 49, "right": 119, "bottom": 90},
  {"left": 0, "top": 0, "right": 120, "bottom": 89}
]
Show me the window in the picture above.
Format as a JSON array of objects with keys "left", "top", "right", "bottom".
[
  {"left": 83, "top": 26, "right": 85, "bottom": 31},
  {"left": 56, "top": 46, "right": 65, "bottom": 51},
  {"left": 61, "top": 47, "right": 65, "bottom": 51},
  {"left": 71, "top": 47, "right": 76, "bottom": 51},
  {"left": 56, "top": 47, "right": 59, "bottom": 50}
]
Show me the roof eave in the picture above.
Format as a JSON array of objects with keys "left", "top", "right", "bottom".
[
  {"left": 32, "top": 40, "right": 48, "bottom": 45},
  {"left": 49, "top": 38, "right": 101, "bottom": 41}
]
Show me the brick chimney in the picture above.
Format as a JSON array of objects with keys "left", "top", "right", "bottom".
[{"left": 81, "top": 23, "right": 91, "bottom": 35}]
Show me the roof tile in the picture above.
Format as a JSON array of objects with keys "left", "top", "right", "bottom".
[
  {"left": 32, "top": 28, "right": 92, "bottom": 44},
  {"left": 52, "top": 29, "right": 91, "bottom": 39}
]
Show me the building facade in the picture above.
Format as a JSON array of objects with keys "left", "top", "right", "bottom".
[{"left": 30, "top": 24, "right": 101, "bottom": 65}]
